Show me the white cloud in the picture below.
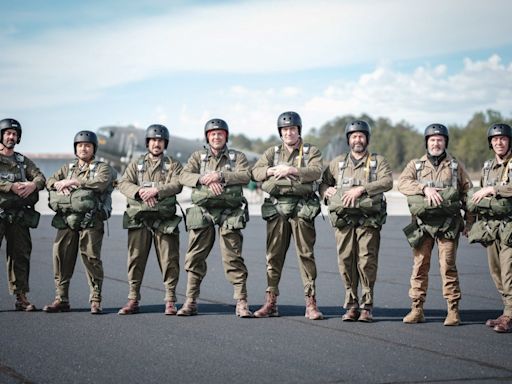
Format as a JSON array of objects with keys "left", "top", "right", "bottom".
[
  {"left": 304, "top": 55, "right": 512, "bottom": 130},
  {"left": 176, "top": 55, "right": 512, "bottom": 140},
  {"left": 1, "top": 0, "right": 512, "bottom": 109}
]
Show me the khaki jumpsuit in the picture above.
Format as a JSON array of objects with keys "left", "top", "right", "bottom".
[
  {"left": 319, "top": 152, "right": 393, "bottom": 309},
  {"left": 0, "top": 153, "right": 45, "bottom": 295},
  {"left": 47, "top": 160, "right": 114, "bottom": 303},
  {"left": 252, "top": 141, "right": 323, "bottom": 296},
  {"left": 118, "top": 153, "right": 183, "bottom": 302},
  {"left": 398, "top": 153, "right": 472, "bottom": 306},
  {"left": 180, "top": 147, "right": 251, "bottom": 300},
  {"left": 477, "top": 154, "right": 512, "bottom": 317}
]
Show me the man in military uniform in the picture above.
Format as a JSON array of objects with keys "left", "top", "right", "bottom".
[
  {"left": 118, "top": 124, "right": 183, "bottom": 315},
  {"left": 252, "top": 111, "right": 323, "bottom": 320},
  {"left": 0, "top": 118, "right": 45, "bottom": 311},
  {"left": 469, "top": 123, "right": 512, "bottom": 333},
  {"left": 43, "top": 131, "right": 115, "bottom": 314},
  {"left": 320, "top": 120, "right": 393, "bottom": 322},
  {"left": 398, "top": 124, "right": 472, "bottom": 326},
  {"left": 177, "top": 119, "right": 252, "bottom": 318}
]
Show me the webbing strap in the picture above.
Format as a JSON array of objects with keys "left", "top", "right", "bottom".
[
  {"left": 14, "top": 153, "right": 26, "bottom": 182},
  {"left": 137, "top": 155, "right": 170, "bottom": 185}
]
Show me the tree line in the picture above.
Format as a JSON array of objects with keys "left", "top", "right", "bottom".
[{"left": 229, "top": 109, "right": 512, "bottom": 173}]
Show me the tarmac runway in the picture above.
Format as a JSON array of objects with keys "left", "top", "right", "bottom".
[{"left": 1, "top": 203, "right": 511, "bottom": 383}]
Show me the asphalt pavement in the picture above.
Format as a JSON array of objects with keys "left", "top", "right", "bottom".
[{"left": 0, "top": 212, "right": 511, "bottom": 383}]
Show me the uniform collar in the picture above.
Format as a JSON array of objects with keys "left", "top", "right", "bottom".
[
  {"left": 209, "top": 145, "right": 229, "bottom": 159},
  {"left": 282, "top": 138, "right": 303, "bottom": 154},
  {"left": 493, "top": 151, "right": 512, "bottom": 166}
]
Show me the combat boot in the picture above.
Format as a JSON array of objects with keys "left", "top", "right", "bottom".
[
  {"left": 493, "top": 316, "right": 512, "bottom": 333},
  {"left": 486, "top": 314, "right": 507, "bottom": 328},
  {"left": 305, "top": 295, "right": 323, "bottom": 320},
  {"left": 177, "top": 298, "right": 198, "bottom": 316},
  {"left": 15, "top": 293, "right": 36, "bottom": 312},
  {"left": 118, "top": 299, "right": 139, "bottom": 315},
  {"left": 342, "top": 307, "right": 360, "bottom": 321},
  {"left": 90, "top": 301, "right": 102, "bottom": 315},
  {"left": 43, "top": 299, "right": 71, "bottom": 313},
  {"left": 403, "top": 301, "right": 425, "bottom": 324},
  {"left": 254, "top": 292, "right": 278, "bottom": 318},
  {"left": 358, "top": 308, "right": 373, "bottom": 323},
  {"left": 235, "top": 299, "right": 253, "bottom": 318},
  {"left": 444, "top": 301, "right": 461, "bottom": 326},
  {"left": 165, "top": 301, "right": 177, "bottom": 315}
]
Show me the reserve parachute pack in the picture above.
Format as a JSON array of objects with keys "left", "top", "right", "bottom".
[
  {"left": 327, "top": 153, "right": 386, "bottom": 228},
  {"left": 261, "top": 144, "right": 317, "bottom": 197},
  {"left": 49, "top": 160, "right": 117, "bottom": 229},
  {"left": 467, "top": 187, "right": 512, "bottom": 219},
  {"left": 406, "top": 187, "right": 461, "bottom": 219},
  {"left": 403, "top": 158, "right": 462, "bottom": 247},
  {"left": 123, "top": 155, "right": 181, "bottom": 231},
  {"left": 191, "top": 184, "right": 244, "bottom": 209},
  {"left": 261, "top": 194, "right": 320, "bottom": 222},
  {"left": 0, "top": 152, "right": 39, "bottom": 209},
  {"left": 190, "top": 148, "right": 245, "bottom": 209},
  {"left": 467, "top": 159, "right": 512, "bottom": 246},
  {"left": 406, "top": 159, "right": 461, "bottom": 220},
  {"left": 0, "top": 152, "right": 40, "bottom": 228},
  {"left": 467, "top": 160, "right": 512, "bottom": 219},
  {"left": 125, "top": 195, "right": 177, "bottom": 221},
  {"left": 186, "top": 147, "right": 249, "bottom": 230}
]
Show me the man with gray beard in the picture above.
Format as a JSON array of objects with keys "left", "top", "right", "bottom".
[{"left": 398, "top": 124, "right": 473, "bottom": 326}]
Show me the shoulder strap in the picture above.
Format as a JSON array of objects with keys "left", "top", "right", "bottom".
[
  {"left": 14, "top": 152, "right": 26, "bottom": 181},
  {"left": 450, "top": 159, "right": 458, "bottom": 188},
  {"left": 273, "top": 145, "right": 280, "bottom": 166},
  {"left": 482, "top": 160, "right": 492, "bottom": 186},
  {"left": 88, "top": 160, "right": 99, "bottom": 180},
  {"left": 369, "top": 153, "right": 378, "bottom": 182},
  {"left": 162, "top": 156, "right": 171, "bottom": 176},
  {"left": 200, "top": 148, "right": 209, "bottom": 175},
  {"left": 336, "top": 153, "right": 350, "bottom": 188},
  {"left": 66, "top": 160, "right": 78, "bottom": 180},
  {"left": 301, "top": 144, "right": 310, "bottom": 167},
  {"left": 226, "top": 149, "right": 236, "bottom": 171},
  {"left": 507, "top": 160, "right": 512, "bottom": 184},
  {"left": 414, "top": 160, "right": 424, "bottom": 181},
  {"left": 137, "top": 155, "right": 146, "bottom": 186}
]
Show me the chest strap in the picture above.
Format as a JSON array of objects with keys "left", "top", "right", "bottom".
[
  {"left": 200, "top": 147, "right": 236, "bottom": 175},
  {"left": 137, "top": 155, "right": 171, "bottom": 186}
]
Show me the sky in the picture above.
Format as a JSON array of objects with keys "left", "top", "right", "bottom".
[{"left": 1, "top": 0, "right": 512, "bottom": 154}]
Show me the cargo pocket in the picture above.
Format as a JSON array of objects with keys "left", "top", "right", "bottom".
[
  {"left": 468, "top": 220, "right": 499, "bottom": 246},
  {"left": 21, "top": 209, "right": 40, "bottom": 228},
  {"left": 261, "top": 198, "right": 279, "bottom": 221},
  {"left": 403, "top": 221, "right": 425, "bottom": 249},
  {"left": 185, "top": 206, "right": 211, "bottom": 230},
  {"left": 500, "top": 221, "right": 512, "bottom": 246},
  {"left": 122, "top": 211, "right": 143, "bottom": 229},
  {"left": 65, "top": 213, "right": 84, "bottom": 230},
  {"left": 297, "top": 198, "right": 320, "bottom": 222},
  {"left": 328, "top": 211, "right": 339, "bottom": 228},
  {"left": 155, "top": 216, "right": 182, "bottom": 234},
  {"left": 222, "top": 208, "right": 247, "bottom": 230},
  {"left": 51, "top": 214, "right": 68, "bottom": 229}
]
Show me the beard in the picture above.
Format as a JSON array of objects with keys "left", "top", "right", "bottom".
[
  {"left": 350, "top": 143, "right": 366, "bottom": 153},
  {"left": 3, "top": 140, "right": 15, "bottom": 149},
  {"left": 428, "top": 148, "right": 444, "bottom": 156}
]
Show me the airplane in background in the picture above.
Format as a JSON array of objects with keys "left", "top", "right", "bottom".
[{"left": 96, "top": 125, "right": 260, "bottom": 173}]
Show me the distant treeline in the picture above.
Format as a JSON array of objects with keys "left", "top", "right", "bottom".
[{"left": 230, "top": 109, "right": 512, "bottom": 172}]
